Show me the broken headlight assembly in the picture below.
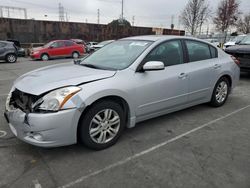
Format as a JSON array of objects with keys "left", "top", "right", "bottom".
[{"left": 32, "top": 86, "right": 82, "bottom": 112}]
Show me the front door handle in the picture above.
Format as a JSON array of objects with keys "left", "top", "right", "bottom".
[
  {"left": 178, "top": 73, "right": 187, "bottom": 79},
  {"left": 214, "top": 64, "right": 221, "bottom": 69}
]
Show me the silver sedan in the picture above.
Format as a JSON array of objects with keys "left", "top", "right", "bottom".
[{"left": 4, "top": 36, "right": 240, "bottom": 150}]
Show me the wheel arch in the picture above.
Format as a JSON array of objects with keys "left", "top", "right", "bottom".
[
  {"left": 72, "top": 50, "right": 80, "bottom": 55},
  {"left": 40, "top": 52, "right": 50, "bottom": 59},
  {"left": 76, "top": 95, "right": 132, "bottom": 142}
]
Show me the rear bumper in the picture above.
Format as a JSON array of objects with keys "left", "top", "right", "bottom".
[
  {"left": 238, "top": 57, "right": 250, "bottom": 72},
  {"left": 4, "top": 108, "right": 82, "bottom": 147}
]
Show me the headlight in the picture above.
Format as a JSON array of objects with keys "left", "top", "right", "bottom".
[
  {"left": 33, "top": 86, "right": 81, "bottom": 112},
  {"left": 33, "top": 51, "right": 39, "bottom": 54},
  {"left": 5, "top": 87, "right": 15, "bottom": 111}
]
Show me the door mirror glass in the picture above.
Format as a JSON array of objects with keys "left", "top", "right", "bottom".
[{"left": 143, "top": 61, "right": 165, "bottom": 71}]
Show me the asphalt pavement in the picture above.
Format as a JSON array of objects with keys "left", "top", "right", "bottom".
[{"left": 0, "top": 57, "right": 250, "bottom": 188}]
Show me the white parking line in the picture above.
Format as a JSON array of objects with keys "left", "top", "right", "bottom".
[
  {"left": 0, "top": 94, "right": 7, "bottom": 97},
  {"left": 60, "top": 104, "right": 250, "bottom": 188},
  {"left": 0, "top": 78, "right": 16, "bottom": 81},
  {"left": 33, "top": 179, "right": 42, "bottom": 188},
  {"left": 0, "top": 130, "right": 7, "bottom": 138}
]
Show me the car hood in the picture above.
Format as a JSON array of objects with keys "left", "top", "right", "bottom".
[
  {"left": 93, "top": 45, "right": 103, "bottom": 48},
  {"left": 225, "top": 45, "right": 250, "bottom": 54},
  {"left": 224, "top": 41, "right": 235, "bottom": 46},
  {"left": 14, "top": 63, "right": 116, "bottom": 95}
]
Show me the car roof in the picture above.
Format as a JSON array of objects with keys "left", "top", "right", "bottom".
[
  {"left": 0, "top": 40, "right": 13, "bottom": 44},
  {"left": 49, "top": 40, "right": 72, "bottom": 42},
  {"left": 120, "top": 35, "right": 207, "bottom": 42}
]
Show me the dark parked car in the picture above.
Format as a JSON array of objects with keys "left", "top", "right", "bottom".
[
  {"left": 7, "top": 39, "right": 26, "bottom": 57},
  {"left": 0, "top": 41, "right": 18, "bottom": 63},
  {"left": 225, "top": 35, "right": 250, "bottom": 72}
]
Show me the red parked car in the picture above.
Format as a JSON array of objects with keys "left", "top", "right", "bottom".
[{"left": 30, "top": 40, "right": 85, "bottom": 61}]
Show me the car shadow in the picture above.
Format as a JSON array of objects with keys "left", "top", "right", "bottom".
[{"left": 240, "top": 72, "right": 250, "bottom": 80}]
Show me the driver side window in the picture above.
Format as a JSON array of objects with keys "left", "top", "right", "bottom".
[
  {"left": 51, "top": 41, "right": 64, "bottom": 48},
  {"left": 144, "top": 40, "right": 184, "bottom": 67}
]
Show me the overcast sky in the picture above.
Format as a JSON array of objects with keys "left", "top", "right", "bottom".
[{"left": 1, "top": 0, "right": 250, "bottom": 31}]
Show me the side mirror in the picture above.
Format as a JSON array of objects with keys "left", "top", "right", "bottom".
[
  {"left": 74, "top": 59, "right": 81, "bottom": 64},
  {"left": 143, "top": 61, "right": 165, "bottom": 71},
  {"left": 49, "top": 46, "right": 54, "bottom": 49}
]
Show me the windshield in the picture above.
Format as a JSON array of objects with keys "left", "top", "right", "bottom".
[
  {"left": 232, "top": 35, "right": 246, "bottom": 43},
  {"left": 80, "top": 40, "right": 152, "bottom": 70},
  {"left": 44, "top": 41, "right": 54, "bottom": 48},
  {"left": 239, "top": 35, "right": 250, "bottom": 45}
]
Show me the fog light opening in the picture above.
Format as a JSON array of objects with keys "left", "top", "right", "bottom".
[{"left": 28, "top": 132, "right": 43, "bottom": 141}]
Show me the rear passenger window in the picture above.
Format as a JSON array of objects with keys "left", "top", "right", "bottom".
[
  {"left": 209, "top": 46, "right": 218, "bottom": 58},
  {"left": 65, "top": 41, "right": 74, "bottom": 46},
  {"left": 186, "top": 40, "right": 211, "bottom": 62}
]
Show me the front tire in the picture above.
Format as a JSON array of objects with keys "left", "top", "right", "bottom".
[
  {"left": 6, "top": 54, "right": 17, "bottom": 63},
  {"left": 79, "top": 101, "right": 125, "bottom": 150},
  {"left": 41, "top": 54, "right": 49, "bottom": 61},
  {"left": 210, "top": 77, "right": 230, "bottom": 107}
]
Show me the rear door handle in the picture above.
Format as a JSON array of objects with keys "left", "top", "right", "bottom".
[
  {"left": 178, "top": 73, "right": 188, "bottom": 79},
  {"left": 214, "top": 64, "right": 221, "bottom": 69}
]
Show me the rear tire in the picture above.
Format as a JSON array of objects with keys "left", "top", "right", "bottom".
[
  {"left": 72, "top": 52, "right": 79, "bottom": 59},
  {"left": 6, "top": 54, "right": 17, "bottom": 63},
  {"left": 210, "top": 77, "right": 230, "bottom": 107},
  {"left": 79, "top": 100, "right": 125, "bottom": 150}
]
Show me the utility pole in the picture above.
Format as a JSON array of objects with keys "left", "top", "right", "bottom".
[
  {"left": 0, "top": 7, "right": 3, "bottom": 17},
  {"left": 65, "top": 12, "right": 69, "bottom": 22},
  {"left": 97, "top": 9, "right": 100, "bottom": 24},
  {"left": 121, "top": 0, "right": 124, "bottom": 21},
  {"left": 206, "top": 24, "right": 209, "bottom": 37},
  {"left": 132, "top": 16, "right": 135, "bottom": 26},
  {"left": 59, "top": 3, "right": 65, "bottom": 21},
  {"left": 7, "top": 7, "right": 10, "bottom": 18},
  {"left": 177, "top": 15, "right": 181, "bottom": 36},
  {"left": 171, "top": 15, "right": 175, "bottom": 34}
]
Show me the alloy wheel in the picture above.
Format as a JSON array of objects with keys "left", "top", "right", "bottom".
[
  {"left": 7, "top": 54, "right": 16, "bottom": 63},
  {"left": 73, "top": 52, "right": 79, "bottom": 59},
  {"left": 89, "top": 109, "right": 120, "bottom": 144},
  {"left": 215, "top": 81, "right": 228, "bottom": 103},
  {"left": 41, "top": 54, "right": 49, "bottom": 61}
]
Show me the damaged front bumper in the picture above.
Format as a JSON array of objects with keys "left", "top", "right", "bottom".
[{"left": 4, "top": 108, "right": 82, "bottom": 147}]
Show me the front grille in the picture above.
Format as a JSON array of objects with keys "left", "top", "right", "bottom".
[{"left": 10, "top": 89, "right": 39, "bottom": 113}]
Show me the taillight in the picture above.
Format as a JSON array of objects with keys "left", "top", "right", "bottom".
[{"left": 231, "top": 55, "right": 240, "bottom": 66}]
